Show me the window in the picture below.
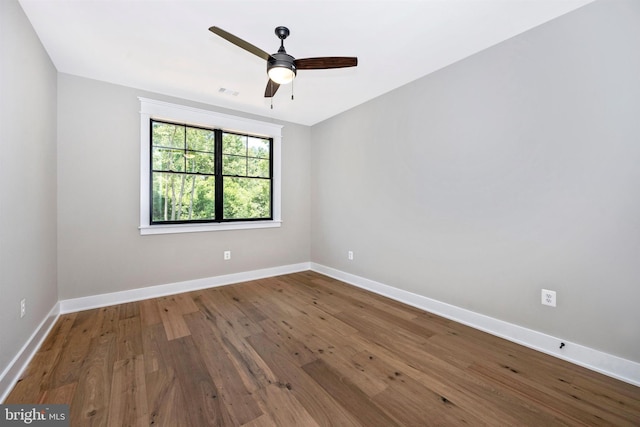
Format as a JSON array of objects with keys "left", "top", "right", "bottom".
[
  {"left": 151, "top": 121, "right": 272, "bottom": 223},
  {"left": 139, "top": 98, "right": 282, "bottom": 235}
]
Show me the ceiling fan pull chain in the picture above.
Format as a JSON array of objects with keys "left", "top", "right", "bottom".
[{"left": 291, "top": 80, "right": 294, "bottom": 101}]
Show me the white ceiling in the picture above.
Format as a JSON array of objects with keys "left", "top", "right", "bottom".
[{"left": 19, "top": 0, "right": 593, "bottom": 126}]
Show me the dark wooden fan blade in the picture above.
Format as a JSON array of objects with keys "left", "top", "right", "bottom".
[
  {"left": 264, "top": 80, "right": 280, "bottom": 97},
  {"left": 209, "top": 26, "right": 272, "bottom": 61},
  {"left": 295, "top": 57, "right": 358, "bottom": 70}
]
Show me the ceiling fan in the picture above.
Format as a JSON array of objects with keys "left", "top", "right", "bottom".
[{"left": 209, "top": 26, "right": 358, "bottom": 98}]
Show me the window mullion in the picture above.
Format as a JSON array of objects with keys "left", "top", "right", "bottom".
[
  {"left": 183, "top": 125, "right": 188, "bottom": 172},
  {"left": 214, "top": 129, "right": 224, "bottom": 221},
  {"left": 245, "top": 135, "right": 249, "bottom": 176}
]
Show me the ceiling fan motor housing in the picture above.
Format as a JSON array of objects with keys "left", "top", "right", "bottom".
[{"left": 267, "top": 52, "right": 297, "bottom": 77}]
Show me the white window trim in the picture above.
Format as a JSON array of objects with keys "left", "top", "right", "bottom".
[{"left": 139, "top": 97, "right": 282, "bottom": 235}]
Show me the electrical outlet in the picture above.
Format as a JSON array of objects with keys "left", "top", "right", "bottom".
[
  {"left": 348, "top": 250, "right": 354, "bottom": 261},
  {"left": 20, "top": 299, "right": 26, "bottom": 318},
  {"left": 224, "top": 250, "right": 231, "bottom": 261},
  {"left": 541, "top": 289, "right": 556, "bottom": 307}
]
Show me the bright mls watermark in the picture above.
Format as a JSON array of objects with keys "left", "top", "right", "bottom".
[{"left": 0, "top": 405, "right": 69, "bottom": 426}]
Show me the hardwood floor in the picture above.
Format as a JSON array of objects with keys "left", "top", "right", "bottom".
[{"left": 5, "top": 271, "right": 640, "bottom": 426}]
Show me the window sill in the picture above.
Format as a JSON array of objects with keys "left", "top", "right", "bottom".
[{"left": 139, "top": 220, "right": 282, "bottom": 235}]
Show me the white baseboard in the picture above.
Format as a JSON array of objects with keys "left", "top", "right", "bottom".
[
  {"left": 59, "top": 262, "right": 311, "bottom": 314},
  {"left": 0, "top": 303, "right": 60, "bottom": 403},
  {"left": 3, "top": 261, "right": 636, "bottom": 404},
  {"left": 310, "top": 263, "right": 640, "bottom": 387}
]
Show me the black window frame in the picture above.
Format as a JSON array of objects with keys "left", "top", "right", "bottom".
[{"left": 149, "top": 119, "right": 273, "bottom": 225}]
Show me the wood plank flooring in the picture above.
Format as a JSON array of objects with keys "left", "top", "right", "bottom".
[{"left": 5, "top": 271, "right": 640, "bottom": 426}]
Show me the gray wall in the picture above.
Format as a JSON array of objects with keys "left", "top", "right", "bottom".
[
  {"left": 310, "top": 0, "right": 640, "bottom": 363},
  {"left": 0, "top": 0, "right": 58, "bottom": 373},
  {"left": 57, "top": 74, "right": 311, "bottom": 300}
]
